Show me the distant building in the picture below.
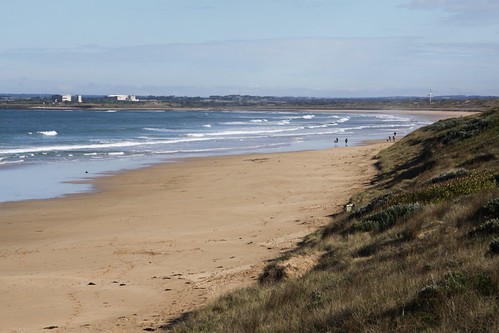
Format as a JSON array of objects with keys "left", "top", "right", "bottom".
[
  {"left": 107, "top": 95, "right": 139, "bottom": 102},
  {"left": 61, "top": 95, "right": 72, "bottom": 102},
  {"left": 53, "top": 94, "right": 83, "bottom": 103}
]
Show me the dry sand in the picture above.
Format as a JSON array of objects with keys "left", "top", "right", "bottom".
[
  {"left": 0, "top": 110, "right": 475, "bottom": 332},
  {"left": 0, "top": 144, "right": 385, "bottom": 332}
]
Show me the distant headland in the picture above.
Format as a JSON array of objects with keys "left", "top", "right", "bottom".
[{"left": 1, "top": 93, "right": 498, "bottom": 112}]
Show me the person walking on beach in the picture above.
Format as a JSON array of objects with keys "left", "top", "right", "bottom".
[
  {"left": 345, "top": 138, "right": 348, "bottom": 147},
  {"left": 334, "top": 137, "right": 339, "bottom": 147}
]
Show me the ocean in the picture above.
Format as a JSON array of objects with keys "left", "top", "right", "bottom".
[{"left": 0, "top": 109, "right": 431, "bottom": 202}]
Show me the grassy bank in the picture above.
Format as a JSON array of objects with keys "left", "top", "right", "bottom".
[{"left": 166, "top": 109, "right": 499, "bottom": 332}]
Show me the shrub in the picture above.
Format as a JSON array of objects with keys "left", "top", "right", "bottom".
[
  {"left": 441, "top": 117, "right": 492, "bottom": 145},
  {"left": 357, "top": 203, "right": 420, "bottom": 232},
  {"left": 439, "top": 271, "right": 469, "bottom": 293},
  {"left": 411, "top": 270, "right": 497, "bottom": 314},
  {"left": 355, "top": 172, "right": 496, "bottom": 220},
  {"left": 350, "top": 192, "right": 394, "bottom": 219},
  {"left": 425, "top": 168, "right": 469, "bottom": 185},
  {"left": 394, "top": 170, "right": 497, "bottom": 205},
  {"left": 484, "top": 198, "right": 499, "bottom": 217},
  {"left": 259, "top": 265, "right": 286, "bottom": 284},
  {"left": 469, "top": 219, "right": 499, "bottom": 237},
  {"left": 428, "top": 117, "right": 461, "bottom": 131},
  {"left": 488, "top": 238, "right": 499, "bottom": 255},
  {"left": 460, "top": 153, "right": 497, "bottom": 167}
]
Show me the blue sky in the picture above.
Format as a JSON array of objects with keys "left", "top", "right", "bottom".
[{"left": 1, "top": 0, "right": 498, "bottom": 97}]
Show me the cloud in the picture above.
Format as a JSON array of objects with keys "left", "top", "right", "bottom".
[
  {"left": 0, "top": 37, "right": 415, "bottom": 67},
  {"left": 403, "top": 0, "right": 499, "bottom": 25},
  {"left": 1, "top": 37, "right": 498, "bottom": 96},
  {"left": 0, "top": 38, "right": 419, "bottom": 89},
  {"left": 404, "top": 0, "right": 499, "bottom": 11}
]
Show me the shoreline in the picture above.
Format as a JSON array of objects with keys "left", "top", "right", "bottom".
[
  {"left": 6, "top": 105, "right": 482, "bottom": 115},
  {"left": 0, "top": 108, "right": 468, "bottom": 204}
]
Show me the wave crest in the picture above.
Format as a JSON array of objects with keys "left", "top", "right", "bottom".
[{"left": 37, "top": 130, "right": 58, "bottom": 136}]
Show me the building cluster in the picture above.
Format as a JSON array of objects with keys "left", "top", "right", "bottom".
[
  {"left": 107, "top": 95, "right": 139, "bottom": 102},
  {"left": 52, "top": 94, "right": 140, "bottom": 103},
  {"left": 55, "top": 94, "right": 83, "bottom": 103}
]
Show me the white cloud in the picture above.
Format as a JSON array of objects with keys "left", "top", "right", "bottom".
[
  {"left": 405, "top": 0, "right": 497, "bottom": 11},
  {"left": 1, "top": 37, "right": 498, "bottom": 96},
  {"left": 403, "top": 0, "right": 499, "bottom": 25}
]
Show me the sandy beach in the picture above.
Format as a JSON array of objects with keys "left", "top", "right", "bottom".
[
  {"left": 0, "top": 110, "right": 475, "bottom": 332},
  {"left": 0, "top": 143, "right": 386, "bottom": 332}
]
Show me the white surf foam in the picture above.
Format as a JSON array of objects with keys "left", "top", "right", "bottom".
[
  {"left": 0, "top": 159, "right": 25, "bottom": 166},
  {"left": 37, "top": 130, "right": 58, "bottom": 136},
  {"left": 375, "top": 114, "right": 410, "bottom": 122}
]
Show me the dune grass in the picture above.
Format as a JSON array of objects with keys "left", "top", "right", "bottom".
[{"left": 165, "top": 109, "right": 499, "bottom": 333}]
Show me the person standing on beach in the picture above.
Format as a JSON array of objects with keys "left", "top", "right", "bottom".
[
  {"left": 334, "top": 137, "right": 339, "bottom": 147},
  {"left": 345, "top": 138, "right": 348, "bottom": 147}
]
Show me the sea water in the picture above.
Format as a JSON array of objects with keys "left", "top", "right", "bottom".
[{"left": 0, "top": 109, "right": 431, "bottom": 202}]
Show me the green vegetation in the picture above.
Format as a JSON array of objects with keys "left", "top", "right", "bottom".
[
  {"left": 166, "top": 109, "right": 499, "bottom": 332},
  {"left": 1, "top": 94, "right": 499, "bottom": 111}
]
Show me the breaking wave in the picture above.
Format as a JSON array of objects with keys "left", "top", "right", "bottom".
[{"left": 37, "top": 130, "right": 58, "bottom": 136}]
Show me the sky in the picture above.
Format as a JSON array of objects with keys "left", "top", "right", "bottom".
[{"left": 0, "top": 0, "right": 498, "bottom": 97}]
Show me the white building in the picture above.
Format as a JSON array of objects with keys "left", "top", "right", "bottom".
[
  {"left": 56, "top": 94, "right": 83, "bottom": 103},
  {"left": 61, "top": 95, "right": 72, "bottom": 102},
  {"left": 107, "top": 95, "right": 139, "bottom": 102}
]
